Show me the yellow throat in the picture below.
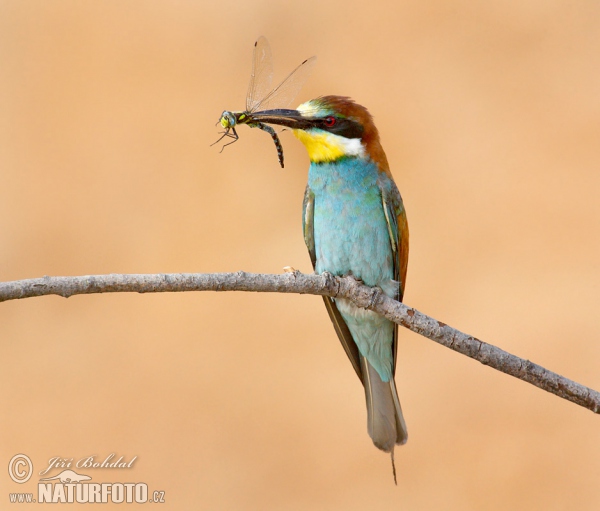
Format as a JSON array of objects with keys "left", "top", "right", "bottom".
[{"left": 293, "top": 129, "right": 351, "bottom": 163}]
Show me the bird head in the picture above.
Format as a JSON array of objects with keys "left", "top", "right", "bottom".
[{"left": 251, "top": 96, "right": 390, "bottom": 171}]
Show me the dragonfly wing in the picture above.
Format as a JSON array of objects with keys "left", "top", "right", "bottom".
[
  {"left": 246, "top": 36, "right": 274, "bottom": 112},
  {"left": 253, "top": 55, "right": 317, "bottom": 112}
]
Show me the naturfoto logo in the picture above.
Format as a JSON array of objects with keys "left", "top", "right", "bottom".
[{"left": 8, "top": 453, "right": 166, "bottom": 505}]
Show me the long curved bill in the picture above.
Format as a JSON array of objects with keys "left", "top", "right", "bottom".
[{"left": 248, "top": 109, "right": 311, "bottom": 130}]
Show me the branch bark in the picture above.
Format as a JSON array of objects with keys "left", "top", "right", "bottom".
[{"left": 1, "top": 271, "right": 598, "bottom": 414}]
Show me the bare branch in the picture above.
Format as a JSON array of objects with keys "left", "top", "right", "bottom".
[{"left": 1, "top": 271, "right": 598, "bottom": 414}]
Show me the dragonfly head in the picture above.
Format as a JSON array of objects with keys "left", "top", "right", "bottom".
[{"left": 219, "top": 111, "right": 238, "bottom": 129}]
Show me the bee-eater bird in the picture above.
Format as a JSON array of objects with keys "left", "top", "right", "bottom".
[{"left": 252, "top": 96, "right": 409, "bottom": 457}]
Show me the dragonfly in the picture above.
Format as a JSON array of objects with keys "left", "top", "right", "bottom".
[{"left": 212, "top": 36, "right": 316, "bottom": 168}]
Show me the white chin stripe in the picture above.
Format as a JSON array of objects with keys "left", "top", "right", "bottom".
[
  {"left": 317, "top": 131, "right": 365, "bottom": 158},
  {"left": 341, "top": 136, "right": 366, "bottom": 157}
]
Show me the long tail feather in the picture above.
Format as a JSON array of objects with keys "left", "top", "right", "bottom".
[
  {"left": 360, "top": 356, "right": 408, "bottom": 452},
  {"left": 390, "top": 375, "right": 408, "bottom": 445}
]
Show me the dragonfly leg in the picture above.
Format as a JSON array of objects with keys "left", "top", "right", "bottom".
[
  {"left": 256, "top": 122, "right": 284, "bottom": 168},
  {"left": 211, "top": 127, "right": 239, "bottom": 153}
]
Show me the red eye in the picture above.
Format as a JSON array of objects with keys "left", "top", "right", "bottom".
[{"left": 324, "top": 116, "right": 336, "bottom": 127}]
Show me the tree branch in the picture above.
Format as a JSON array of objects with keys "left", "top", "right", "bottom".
[{"left": 1, "top": 271, "right": 598, "bottom": 414}]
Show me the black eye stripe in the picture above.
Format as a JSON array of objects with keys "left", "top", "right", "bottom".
[{"left": 316, "top": 118, "right": 363, "bottom": 139}]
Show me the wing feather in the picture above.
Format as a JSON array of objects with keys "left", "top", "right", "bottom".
[
  {"left": 303, "top": 185, "right": 363, "bottom": 382},
  {"left": 380, "top": 181, "right": 409, "bottom": 374}
]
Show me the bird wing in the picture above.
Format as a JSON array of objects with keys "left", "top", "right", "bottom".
[
  {"left": 379, "top": 179, "right": 409, "bottom": 374},
  {"left": 303, "top": 185, "right": 363, "bottom": 382}
]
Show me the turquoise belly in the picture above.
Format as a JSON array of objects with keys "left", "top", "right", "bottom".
[{"left": 308, "top": 158, "right": 396, "bottom": 380}]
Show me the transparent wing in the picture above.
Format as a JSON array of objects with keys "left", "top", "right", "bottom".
[
  {"left": 252, "top": 55, "right": 317, "bottom": 112},
  {"left": 246, "top": 36, "right": 274, "bottom": 112}
]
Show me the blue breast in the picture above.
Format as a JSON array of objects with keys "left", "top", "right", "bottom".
[{"left": 308, "top": 157, "right": 394, "bottom": 287}]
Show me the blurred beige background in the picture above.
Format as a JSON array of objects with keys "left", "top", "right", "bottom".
[{"left": 1, "top": 1, "right": 599, "bottom": 509}]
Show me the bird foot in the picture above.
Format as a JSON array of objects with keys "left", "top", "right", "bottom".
[
  {"left": 320, "top": 270, "right": 335, "bottom": 282},
  {"left": 282, "top": 266, "right": 298, "bottom": 274},
  {"left": 319, "top": 271, "right": 340, "bottom": 296},
  {"left": 366, "top": 286, "right": 383, "bottom": 310},
  {"left": 344, "top": 273, "right": 364, "bottom": 285}
]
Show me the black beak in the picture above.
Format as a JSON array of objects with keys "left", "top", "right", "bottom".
[
  {"left": 251, "top": 109, "right": 365, "bottom": 140},
  {"left": 248, "top": 109, "right": 313, "bottom": 130}
]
